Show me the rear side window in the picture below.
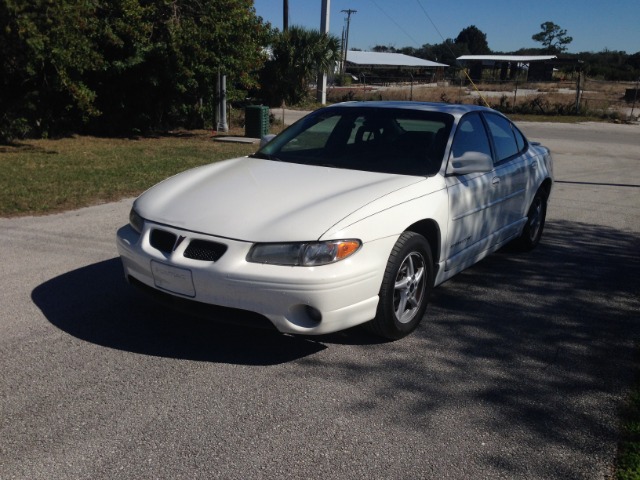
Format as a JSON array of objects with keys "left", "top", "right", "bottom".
[
  {"left": 484, "top": 113, "right": 519, "bottom": 162},
  {"left": 513, "top": 125, "right": 527, "bottom": 152}
]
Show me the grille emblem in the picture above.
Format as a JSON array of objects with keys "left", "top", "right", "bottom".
[{"left": 174, "top": 235, "right": 186, "bottom": 251}]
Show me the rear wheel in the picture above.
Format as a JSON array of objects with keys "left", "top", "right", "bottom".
[
  {"left": 512, "top": 189, "right": 547, "bottom": 251},
  {"left": 367, "top": 232, "right": 433, "bottom": 340}
]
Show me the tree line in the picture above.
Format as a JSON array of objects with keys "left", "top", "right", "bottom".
[
  {"left": 372, "top": 24, "right": 640, "bottom": 83},
  {"left": 1, "top": 4, "right": 638, "bottom": 143},
  {"left": 0, "top": 0, "right": 271, "bottom": 141},
  {"left": 0, "top": 0, "right": 345, "bottom": 142}
]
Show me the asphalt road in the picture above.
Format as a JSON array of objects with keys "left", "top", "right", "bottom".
[{"left": 1, "top": 121, "right": 639, "bottom": 479}]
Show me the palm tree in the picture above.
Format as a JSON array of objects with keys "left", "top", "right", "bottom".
[{"left": 262, "top": 26, "right": 341, "bottom": 105}]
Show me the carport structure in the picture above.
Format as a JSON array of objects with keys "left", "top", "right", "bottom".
[
  {"left": 457, "top": 55, "right": 558, "bottom": 82},
  {"left": 344, "top": 50, "right": 448, "bottom": 85}
]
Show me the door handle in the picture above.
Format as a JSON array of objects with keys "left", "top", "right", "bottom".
[{"left": 492, "top": 177, "right": 500, "bottom": 186}]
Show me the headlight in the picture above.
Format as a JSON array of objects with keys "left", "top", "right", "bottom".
[
  {"left": 247, "top": 240, "right": 361, "bottom": 266},
  {"left": 129, "top": 208, "right": 145, "bottom": 234}
]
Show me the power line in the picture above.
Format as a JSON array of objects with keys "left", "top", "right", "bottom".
[
  {"left": 369, "top": 0, "right": 421, "bottom": 47},
  {"left": 415, "top": 0, "right": 489, "bottom": 106},
  {"left": 415, "top": 0, "right": 447, "bottom": 45}
]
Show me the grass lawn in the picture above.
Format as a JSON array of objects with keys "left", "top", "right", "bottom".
[
  {"left": 616, "top": 374, "right": 640, "bottom": 479},
  {"left": 0, "top": 130, "right": 257, "bottom": 217}
]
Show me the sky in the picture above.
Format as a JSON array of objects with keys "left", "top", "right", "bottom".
[{"left": 253, "top": 0, "right": 640, "bottom": 54}]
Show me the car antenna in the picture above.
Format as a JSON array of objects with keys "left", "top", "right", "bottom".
[{"left": 415, "top": 0, "right": 491, "bottom": 108}]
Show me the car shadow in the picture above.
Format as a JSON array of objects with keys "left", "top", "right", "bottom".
[
  {"left": 31, "top": 258, "right": 329, "bottom": 365},
  {"left": 32, "top": 218, "right": 639, "bottom": 372}
]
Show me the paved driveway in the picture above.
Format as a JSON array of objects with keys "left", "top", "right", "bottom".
[{"left": 1, "top": 122, "right": 639, "bottom": 479}]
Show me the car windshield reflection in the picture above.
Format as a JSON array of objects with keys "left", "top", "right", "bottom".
[{"left": 255, "top": 107, "right": 454, "bottom": 176}]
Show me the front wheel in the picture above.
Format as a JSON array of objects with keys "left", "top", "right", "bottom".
[{"left": 366, "top": 232, "right": 433, "bottom": 340}]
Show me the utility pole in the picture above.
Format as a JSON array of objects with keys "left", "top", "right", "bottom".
[
  {"left": 341, "top": 9, "right": 356, "bottom": 75},
  {"left": 316, "top": 0, "right": 330, "bottom": 104},
  {"left": 216, "top": 69, "right": 228, "bottom": 132},
  {"left": 283, "top": 0, "right": 288, "bottom": 31}
]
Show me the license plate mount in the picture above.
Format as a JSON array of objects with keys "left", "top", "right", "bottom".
[{"left": 151, "top": 261, "right": 196, "bottom": 297}]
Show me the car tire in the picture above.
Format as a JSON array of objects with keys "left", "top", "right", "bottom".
[
  {"left": 367, "top": 232, "right": 433, "bottom": 340},
  {"left": 512, "top": 189, "right": 547, "bottom": 251}
]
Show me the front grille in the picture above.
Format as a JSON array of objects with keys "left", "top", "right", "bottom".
[
  {"left": 184, "top": 239, "right": 227, "bottom": 262},
  {"left": 149, "top": 228, "right": 227, "bottom": 261},
  {"left": 150, "top": 229, "right": 177, "bottom": 253}
]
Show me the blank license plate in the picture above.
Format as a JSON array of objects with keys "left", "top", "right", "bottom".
[{"left": 151, "top": 261, "right": 195, "bottom": 297}]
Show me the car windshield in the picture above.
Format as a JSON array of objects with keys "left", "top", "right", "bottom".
[{"left": 253, "top": 106, "right": 454, "bottom": 176}]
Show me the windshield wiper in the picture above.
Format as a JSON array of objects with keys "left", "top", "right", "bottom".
[{"left": 250, "top": 152, "right": 281, "bottom": 161}]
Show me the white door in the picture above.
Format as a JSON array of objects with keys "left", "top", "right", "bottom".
[
  {"left": 445, "top": 113, "right": 499, "bottom": 273},
  {"left": 483, "top": 113, "right": 529, "bottom": 239}
]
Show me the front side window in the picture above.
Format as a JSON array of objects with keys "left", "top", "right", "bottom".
[
  {"left": 254, "top": 107, "right": 454, "bottom": 176},
  {"left": 450, "top": 113, "right": 492, "bottom": 160}
]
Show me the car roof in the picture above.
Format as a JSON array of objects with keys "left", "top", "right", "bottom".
[{"left": 326, "top": 101, "right": 495, "bottom": 119}]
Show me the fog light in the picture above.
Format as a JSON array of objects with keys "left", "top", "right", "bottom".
[
  {"left": 288, "top": 304, "right": 323, "bottom": 328},
  {"left": 305, "top": 305, "right": 322, "bottom": 323}
]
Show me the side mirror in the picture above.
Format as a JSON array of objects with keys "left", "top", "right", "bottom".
[
  {"left": 260, "top": 134, "right": 277, "bottom": 148},
  {"left": 446, "top": 151, "right": 493, "bottom": 175}
]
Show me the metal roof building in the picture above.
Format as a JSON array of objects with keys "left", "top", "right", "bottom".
[
  {"left": 346, "top": 51, "right": 448, "bottom": 68},
  {"left": 342, "top": 51, "right": 448, "bottom": 85},
  {"left": 457, "top": 55, "right": 557, "bottom": 63},
  {"left": 456, "top": 55, "right": 560, "bottom": 81}
]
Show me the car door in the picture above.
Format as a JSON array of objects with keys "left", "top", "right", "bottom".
[
  {"left": 482, "top": 112, "right": 529, "bottom": 240},
  {"left": 444, "top": 112, "right": 498, "bottom": 273}
]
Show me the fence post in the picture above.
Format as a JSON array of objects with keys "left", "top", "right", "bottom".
[
  {"left": 410, "top": 73, "right": 414, "bottom": 101},
  {"left": 575, "top": 71, "right": 583, "bottom": 115},
  {"left": 631, "top": 76, "right": 639, "bottom": 119}
]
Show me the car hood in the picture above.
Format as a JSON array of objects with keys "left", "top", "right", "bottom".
[{"left": 135, "top": 157, "right": 434, "bottom": 242}]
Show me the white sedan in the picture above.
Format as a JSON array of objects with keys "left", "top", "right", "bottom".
[{"left": 116, "top": 102, "right": 553, "bottom": 339}]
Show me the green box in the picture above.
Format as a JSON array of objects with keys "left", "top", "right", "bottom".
[{"left": 245, "top": 105, "right": 270, "bottom": 138}]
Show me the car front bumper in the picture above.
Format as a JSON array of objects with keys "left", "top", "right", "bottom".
[{"left": 116, "top": 222, "right": 395, "bottom": 335}]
